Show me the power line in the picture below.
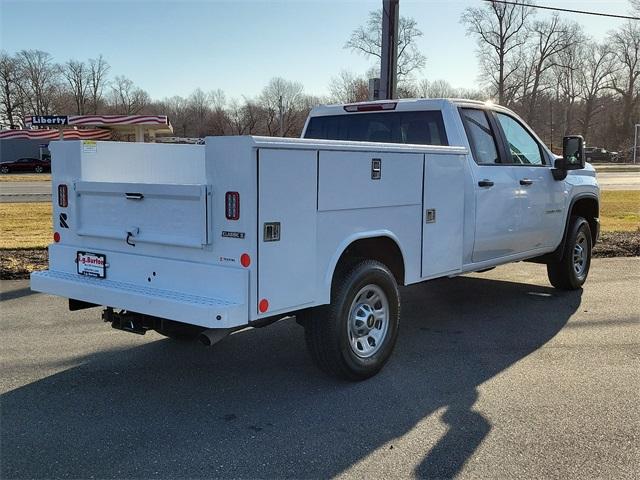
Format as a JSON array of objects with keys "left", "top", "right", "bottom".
[{"left": 483, "top": 0, "right": 640, "bottom": 21}]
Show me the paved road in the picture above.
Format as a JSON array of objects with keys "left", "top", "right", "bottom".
[
  {"left": 596, "top": 171, "right": 640, "bottom": 190},
  {"left": 0, "top": 181, "right": 51, "bottom": 203},
  {"left": 0, "top": 169, "right": 637, "bottom": 203},
  {"left": 1, "top": 258, "right": 638, "bottom": 479}
]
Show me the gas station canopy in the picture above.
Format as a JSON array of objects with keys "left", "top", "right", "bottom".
[{"left": 0, "top": 114, "right": 173, "bottom": 142}]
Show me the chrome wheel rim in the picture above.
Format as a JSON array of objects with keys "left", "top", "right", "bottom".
[
  {"left": 347, "top": 284, "right": 389, "bottom": 358},
  {"left": 573, "top": 231, "right": 588, "bottom": 277}
]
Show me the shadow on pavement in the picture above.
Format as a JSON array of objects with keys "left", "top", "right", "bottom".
[
  {"left": 0, "top": 275, "right": 581, "bottom": 479},
  {"left": 0, "top": 286, "right": 36, "bottom": 302}
]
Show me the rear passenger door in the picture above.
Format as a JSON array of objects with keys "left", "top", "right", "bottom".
[{"left": 460, "top": 108, "right": 523, "bottom": 263}]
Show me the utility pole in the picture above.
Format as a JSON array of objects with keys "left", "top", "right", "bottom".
[
  {"left": 278, "top": 95, "right": 284, "bottom": 137},
  {"left": 634, "top": 124, "right": 639, "bottom": 164},
  {"left": 380, "top": 0, "right": 399, "bottom": 100}
]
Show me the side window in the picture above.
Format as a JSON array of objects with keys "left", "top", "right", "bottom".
[
  {"left": 461, "top": 108, "right": 499, "bottom": 165},
  {"left": 496, "top": 113, "right": 544, "bottom": 165}
]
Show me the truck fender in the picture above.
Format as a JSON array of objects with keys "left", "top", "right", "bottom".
[
  {"left": 323, "top": 230, "right": 407, "bottom": 299},
  {"left": 529, "top": 192, "right": 599, "bottom": 264}
]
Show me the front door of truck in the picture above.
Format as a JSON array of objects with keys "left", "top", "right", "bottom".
[
  {"left": 461, "top": 108, "right": 524, "bottom": 263},
  {"left": 493, "top": 112, "right": 565, "bottom": 251}
]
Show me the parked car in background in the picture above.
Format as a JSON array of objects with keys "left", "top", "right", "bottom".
[
  {"left": 584, "top": 147, "right": 618, "bottom": 163},
  {"left": 0, "top": 157, "right": 51, "bottom": 173}
]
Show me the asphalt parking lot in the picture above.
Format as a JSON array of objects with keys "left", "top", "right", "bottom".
[{"left": 1, "top": 258, "right": 638, "bottom": 479}]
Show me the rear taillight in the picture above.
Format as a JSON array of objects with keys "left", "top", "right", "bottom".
[
  {"left": 225, "top": 191, "right": 240, "bottom": 220},
  {"left": 58, "top": 184, "right": 68, "bottom": 207}
]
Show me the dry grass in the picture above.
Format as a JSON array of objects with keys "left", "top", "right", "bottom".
[
  {"left": 0, "top": 191, "right": 636, "bottom": 251},
  {"left": 0, "top": 174, "right": 51, "bottom": 182},
  {"left": 0, "top": 202, "right": 52, "bottom": 249},
  {"left": 600, "top": 190, "right": 640, "bottom": 232}
]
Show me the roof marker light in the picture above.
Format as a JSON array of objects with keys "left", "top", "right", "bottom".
[{"left": 343, "top": 102, "right": 397, "bottom": 112}]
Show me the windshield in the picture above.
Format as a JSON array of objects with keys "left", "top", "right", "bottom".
[{"left": 304, "top": 110, "right": 448, "bottom": 146}]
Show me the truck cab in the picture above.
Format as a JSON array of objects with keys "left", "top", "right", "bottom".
[{"left": 31, "top": 99, "right": 599, "bottom": 380}]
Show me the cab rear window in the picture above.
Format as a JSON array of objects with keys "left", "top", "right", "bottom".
[{"left": 304, "top": 111, "right": 448, "bottom": 146}]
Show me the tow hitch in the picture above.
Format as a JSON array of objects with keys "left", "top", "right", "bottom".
[{"left": 102, "top": 307, "right": 153, "bottom": 335}]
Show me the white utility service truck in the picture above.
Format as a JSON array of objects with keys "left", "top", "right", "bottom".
[{"left": 31, "top": 99, "right": 599, "bottom": 380}]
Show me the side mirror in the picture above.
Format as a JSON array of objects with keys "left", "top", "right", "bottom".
[{"left": 560, "top": 135, "right": 585, "bottom": 170}]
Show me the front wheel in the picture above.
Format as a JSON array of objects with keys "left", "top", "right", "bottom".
[
  {"left": 34, "top": 165, "right": 44, "bottom": 173},
  {"left": 304, "top": 259, "right": 400, "bottom": 381},
  {"left": 547, "top": 216, "right": 592, "bottom": 290},
  {"left": 0, "top": 166, "right": 9, "bottom": 174}
]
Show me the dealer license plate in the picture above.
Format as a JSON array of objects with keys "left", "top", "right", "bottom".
[{"left": 77, "top": 251, "right": 106, "bottom": 278}]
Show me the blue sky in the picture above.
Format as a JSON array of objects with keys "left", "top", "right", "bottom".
[{"left": 0, "top": 0, "right": 632, "bottom": 101}]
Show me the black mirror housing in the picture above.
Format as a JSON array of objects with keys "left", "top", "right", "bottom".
[{"left": 562, "top": 135, "right": 585, "bottom": 170}]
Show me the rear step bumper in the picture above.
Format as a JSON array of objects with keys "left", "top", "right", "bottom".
[{"left": 31, "top": 270, "right": 247, "bottom": 329}]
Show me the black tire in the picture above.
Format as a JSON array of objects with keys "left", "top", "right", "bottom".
[
  {"left": 155, "top": 320, "right": 204, "bottom": 341},
  {"left": 547, "top": 216, "right": 592, "bottom": 290},
  {"left": 0, "top": 166, "right": 9, "bottom": 174},
  {"left": 34, "top": 165, "right": 43, "bottom": 173},
  {"left": 304, "top": 259, "right": 400, "bottom": 381}
]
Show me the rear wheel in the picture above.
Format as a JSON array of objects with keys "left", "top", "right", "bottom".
[
  {"left": 34, "top": 165, "right": 44, "bottom": 173},
  {"left": 304, "top": 259, "right": 400, "bottom": 381},
  {"left": 547, "top": 216, "right": 592, "bottom": 290},
  {"left": 0, "top": 166, "right": 9, "bottom": 174}
]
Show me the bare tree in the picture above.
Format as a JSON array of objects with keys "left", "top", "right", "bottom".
[
  {"left": 417, "top": 79, "right": 458, "bottom": 98},
  {"left": 16, "top": 49, "right": 59, "bottom": 115},
  {"left": 577, "top": 42, "right": 616, "bottom": 140},
  {"left": 88, "top": 55, "right": 110, "bottom": 114},
  {"left": 188, "top": 88, "right": 212, "bottom": 137},
  {"left": 208, "top": 89, "right": 228, "bottom": 135},
  {"left": 61, "top": 59, "right": 89, "bottom": 114},
  {"left": 345, "top": 9, "right": 426, "bottom": 79},
  {"left": 328, "top": 71, "right": 369, "bottom": 103},
  {"left": 609, "top": 21, "right": 640, "bottom": 144},
  {"left": 109, "top": 75, "right": 149, "bottom": 114},
  {"left": 462, "top": 0, "right": 532, "bottom": 105},
  {"left": 227, "top": 98, "right": 262, "bottom": 135},
  {"left": 161, "top": 95, "right": 190, "bottom": 136},
  {"left": 520, "top": 16, "right": 578, "bottom": 122},
  {"left": 259, "top": 77, "right": 304, "bottom": 136},
  {"left": 0, "top": 52, "right": 22, "bottom": 128}
]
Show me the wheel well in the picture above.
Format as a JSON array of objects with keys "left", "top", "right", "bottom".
[
  {"left": 571, "top": 197, "right": 599, "bottom": 243},
  {"left": 334, "top": 236, "right": 405, "bottom": 285}
]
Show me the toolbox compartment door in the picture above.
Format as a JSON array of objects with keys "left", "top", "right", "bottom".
[
  {"left": 74, "top": 181, "right": 211, "bottom": 248},
  {"left": 257, "top": 148, "right": 317, "bottom": 314},
  {"left": 422, "top": 154, "right": 465, "bottom": 278}
]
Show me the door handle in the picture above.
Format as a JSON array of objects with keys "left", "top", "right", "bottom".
[
  {"left": 519, "top": 178, "right": 533, "bottom": 186},
  {"left": 478, "top": 179, "right": 494, "bottom": 187},
  {"left": 125, "top": 192, "right": 144, "bottom": 200}
]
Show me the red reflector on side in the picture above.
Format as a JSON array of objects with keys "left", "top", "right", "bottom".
[
  {"left": 58, "top": 184, "right": 68, "bottom": 208},
  {"left": 259, "top": 299, "right": 269, "bottom": 313},
  {"left": 53, "top": 232, "right": 60, "bottom": 243},
  {"left": 240, "top": 253, "right": 250, "bottom": 268},
  {"left": 225, "top": 191, "right": 240, "bottom": 220}
]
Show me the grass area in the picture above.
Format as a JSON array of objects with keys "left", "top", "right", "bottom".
[
  {"left": 600, "top": 190, "right": 640, "bottom": 232},
  {"left": 0, "top": 202, "right": 52, "bottom": 249},
  {"left": 0, "top": 192, "right": 637, "bottom": 251},
  {"left": 0, "top": 174, "right": 51, "bottom": 182}
]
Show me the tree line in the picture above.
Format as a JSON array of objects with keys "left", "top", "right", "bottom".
[{"left": 1, "top": 0, "right": 638, "bottom": 154}]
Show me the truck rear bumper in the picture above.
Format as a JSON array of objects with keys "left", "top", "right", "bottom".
[{"left": 31, "top": 270, "right": 247, "bottom": 328}]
